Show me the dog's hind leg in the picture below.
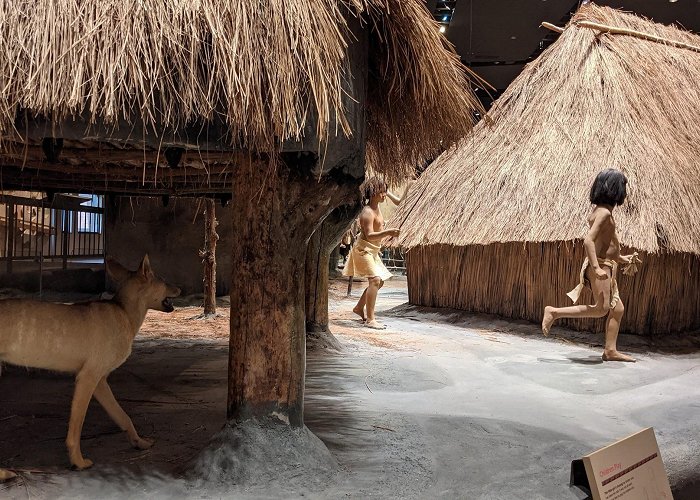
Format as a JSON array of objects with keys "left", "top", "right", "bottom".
[
  {"left": 93, "top": 377, "right": 154, "bottom": 450},
  {"left": 66, "top": 369, "right": 101, "bottom": 470}
]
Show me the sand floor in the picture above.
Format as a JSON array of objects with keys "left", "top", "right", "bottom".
[{"left": 1, "top": 278, "right": 698, "bottom": 499}]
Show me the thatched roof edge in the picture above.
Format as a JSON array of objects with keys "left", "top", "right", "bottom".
[{"left": 0, "top": 0, "right": 480, "bottom": 182}]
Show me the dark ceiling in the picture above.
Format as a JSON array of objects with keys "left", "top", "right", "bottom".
[{"left": 427, "top": 0, "right": 700, "bottom": 95}]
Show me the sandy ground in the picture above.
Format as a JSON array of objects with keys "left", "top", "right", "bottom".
[{"left": 1, "top": 278, "right": 699, "bottom": 499}]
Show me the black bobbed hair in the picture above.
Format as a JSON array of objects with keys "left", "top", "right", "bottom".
[{"left": 589, "top": 168, "right": 627, "bottom": 206}]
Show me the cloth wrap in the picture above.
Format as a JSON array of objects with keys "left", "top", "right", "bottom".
[
  {"left": 566, "top": 257, "right": 620, "bottom": 309},
  {"left": 342, "top": 238, "right": 392, "bottom": 281}
]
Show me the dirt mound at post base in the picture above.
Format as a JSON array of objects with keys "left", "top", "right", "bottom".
[{"left": 191, "top": 416, "right": 339, "bottom": 493}]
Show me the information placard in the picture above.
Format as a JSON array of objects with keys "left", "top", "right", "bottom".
[{"left": 582, "top": 427, "right": 672, "bottom": 500}]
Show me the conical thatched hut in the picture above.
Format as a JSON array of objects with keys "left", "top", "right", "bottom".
[
  {"left": 0, "top": 0, "right": 481, "bottom": 433},
  {"left": 393, "top": 4, "right": 700, "bottom": 336}
]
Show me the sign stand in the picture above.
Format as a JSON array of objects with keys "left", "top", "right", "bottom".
[
  {"left": 570, "top": 427, "right": 672, "bottom": 500},
  {"left": 570, "top": 458, "right": 592, "bottom": 498}
]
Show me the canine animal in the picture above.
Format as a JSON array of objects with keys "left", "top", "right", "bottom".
[{"left": 0, "top": 255, "right": 180, "bottom": 480}]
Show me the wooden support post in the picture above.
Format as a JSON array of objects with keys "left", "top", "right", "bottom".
[
  {"left": 305, "top": 202, "right": 361, "bottom": 334},
  {"left": 201, "top": 198, "right": 219, "bottom": 316},
  {"left": 6, "top": 202, "right": 14, "bottom": 274},
  {"left": 227, "top": 156, "right": 355, "bottom": 426}
]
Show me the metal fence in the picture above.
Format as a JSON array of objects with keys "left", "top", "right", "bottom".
[
  {"left": 383, "top": 247, "right": 406, "bottom": 274},
  {"left": 0, "top": 194, "right": 104, "bottom": 273}
]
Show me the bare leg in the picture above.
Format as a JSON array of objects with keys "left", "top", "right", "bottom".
[
  {"left": 542, "top": 267, "right": 611, "bottom": 336},
  {"left": 602, "top": 300, "right": 635, "bottom": 362},
  {"left": 365, "top": 277, "right": 385, "bottom": 329},
  {"left": 353, "top": 288, "right": 368, "bottom": 321},
  {"left": 93, "top": 377, "right": 154, "bottom": 449},
  {"left": 66, "top": 369, "right": 101, "bottom": 470}
]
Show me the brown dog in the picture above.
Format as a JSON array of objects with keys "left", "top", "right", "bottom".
[{"left": 0, "top": 255, "right": 180, "bottom": 480}]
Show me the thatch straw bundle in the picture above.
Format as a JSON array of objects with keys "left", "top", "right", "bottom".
[
  {"left": 395, "top": 3, "right": 700, "bottom": 252},
  {"left": 392, "top": 4, "right": 700, "bottom": 335},
  {"left": 0, "top": 0, "right": 480, "bottom": 182}
]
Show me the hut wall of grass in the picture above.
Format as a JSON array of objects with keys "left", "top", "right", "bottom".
[{"left": 406, "top": 243, "right": 700, "bottom": 336}]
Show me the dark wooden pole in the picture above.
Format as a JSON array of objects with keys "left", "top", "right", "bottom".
[
  {"left": 227, "top": 157, "right": 356, "bottom": 426},
  {"left": 305, "top": 202, "right": 361, "bottom": 335},
  {"left": 201, "top": 198, "right": 219, "bottom": 316},
  {"left": 328, "top": 244, "right": 342, "bottom": 278}
]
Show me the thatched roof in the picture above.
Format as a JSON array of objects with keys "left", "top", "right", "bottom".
[
  {"left": 0, "top": 0, "right": 481, "bottom": 194},
  {"left": 393, "top": 4, "right": 700, "bottom": 254}
]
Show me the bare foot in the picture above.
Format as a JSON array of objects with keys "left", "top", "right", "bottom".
[
  {"left": 352, "top": 305, "right": 366, "bottom": 322},
  {"left": 602, "top": 350, "right": 636, "bottom": 362},
  {"left": 0, "top": 469, "right": 17, "bottom": 482},
  {"left": 365, "top": 319, "right": 386, "bottom": 330},
  {"left": 542, "top": 306, "right": 555, "bottom": 336}
]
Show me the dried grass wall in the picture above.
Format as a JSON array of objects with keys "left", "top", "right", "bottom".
[{"left": 406, "top": 243, "right": 700, "bottom": 336}]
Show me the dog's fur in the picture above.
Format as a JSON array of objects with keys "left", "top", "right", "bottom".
[{"left": 0, "top": 255, "right": 180, "bottom": 480}]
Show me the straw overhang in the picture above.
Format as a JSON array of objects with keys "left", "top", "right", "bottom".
[
  {"left": 393, "top": 4, "right": 700, "bottom": 254},
  {"left": 0, "top": 0, "right": 481, "bottom": 190}
]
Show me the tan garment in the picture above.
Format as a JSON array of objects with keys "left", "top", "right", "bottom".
[
  {"left": 566, "top": 257, "right": 620, "bottom": 309},
  {"left": 342, "top": 238, "right": 392, "bottom": 281}
]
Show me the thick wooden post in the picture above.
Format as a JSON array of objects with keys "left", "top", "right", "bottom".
[
  {"left": 305, "top": 202, "right": 361, "bottom": 334},
  {"left": 201, "top": 198, "right": 218, "bottom": 316},
  {"left": 227, "top": 157, "right": 355, "bottom": 426},
  {"left": 328, "top": 244, "right": 342, "bottom": 278}
]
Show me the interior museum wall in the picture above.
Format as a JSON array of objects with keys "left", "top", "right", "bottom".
[{"left": 106, "top": 196, "right": 232, "bottom": 296}]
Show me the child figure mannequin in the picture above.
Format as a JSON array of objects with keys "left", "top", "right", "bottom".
[
  {"left": 542, "top": 169, "right": 639, "bottom": 362},
  {"left": 343, "top": 177, "right": 413, "bottom": 329}
]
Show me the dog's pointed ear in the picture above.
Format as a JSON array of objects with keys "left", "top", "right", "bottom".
[
  {"left": 138, "top": 254, "right": 153, "bottom": 279},
  {"left": 105, "top": 255, "right": 130, "bottom": 284}
]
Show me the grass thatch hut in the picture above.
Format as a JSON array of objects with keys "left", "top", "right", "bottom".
[
  {"left": 0, "top": 0, "right": 481, "bottom": 430},
  {"left": 392, "top": 3, "right": 700, "bottom": 337}
]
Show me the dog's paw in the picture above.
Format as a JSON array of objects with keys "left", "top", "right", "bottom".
[
  {"left": 70, "top": 458, "right": 94, "bottom": 471},
  {"left": 0, "top": 469, "right": 17, "bottom": 482},
  {"left": 131, "top": 436, "right": 155, "bottom": 450}
]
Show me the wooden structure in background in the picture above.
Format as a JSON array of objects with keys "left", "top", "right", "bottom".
[{"left": 0, "top": 0, "right": 481, "bottom": 429}]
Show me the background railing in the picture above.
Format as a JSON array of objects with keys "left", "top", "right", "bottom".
[{"left": 0, "top": 194, "right": 104, "bottom": 273}]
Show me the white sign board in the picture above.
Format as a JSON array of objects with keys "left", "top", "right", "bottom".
[{"left": 582, "top": 427, "right": 672, "bottom": 500}]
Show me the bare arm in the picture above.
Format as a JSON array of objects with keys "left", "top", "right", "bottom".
[
  {"left": 386, "top": 179, "right": 416, "bottom": 206},
  {"left": 359, "top": 209, "right": 399, "bottom": 240},
  {"left": 583, "top": 211, "right": 611, "bottom": 280}
]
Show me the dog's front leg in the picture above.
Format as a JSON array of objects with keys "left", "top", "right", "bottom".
[
  {"left": 66, "top": 369, "right": 101, "bottom": 470},
  {"left": 93, "top": 377, "right": 154, "bottom": 450}
]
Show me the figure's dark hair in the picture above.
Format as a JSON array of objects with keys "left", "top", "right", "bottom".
[
  {"left": 360, "top": 177, "right": 388, "bottom": 203},
  {"left": 589, "top": 169, "right": 627, "bottom": 206}
]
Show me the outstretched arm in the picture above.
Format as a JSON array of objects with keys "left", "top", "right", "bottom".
[{"left": 386, "top": 178, "right": 416, "bottom": 206}]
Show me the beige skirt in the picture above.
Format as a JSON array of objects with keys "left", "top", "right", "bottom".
[{"left": 342, "top": 238, "right": 392, "bottom": 281}]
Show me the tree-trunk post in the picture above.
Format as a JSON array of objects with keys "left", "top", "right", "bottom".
[
  {"left": 202, "top": 198, "right": 218, "bottom": 316},
  {"left": 329, "top": 244, "right": 341, "bottom": 278},
  {"left": 305, "top": 202, "right": 361, "bottom": 335},
  {"left": 228, "top": 157, "right": 354, "bottom": 426}
]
